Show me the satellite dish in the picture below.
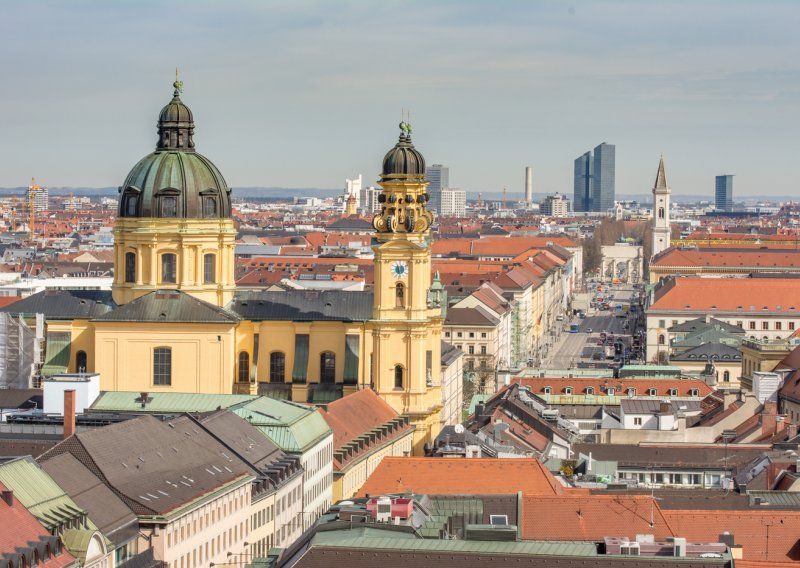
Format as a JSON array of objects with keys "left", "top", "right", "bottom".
[{"left": 454, "top": 424, "right": 465, "bottom": 434}]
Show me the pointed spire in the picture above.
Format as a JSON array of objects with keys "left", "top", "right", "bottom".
[{"left": 654, "top": 155, "right": 668, "bottom": 191}]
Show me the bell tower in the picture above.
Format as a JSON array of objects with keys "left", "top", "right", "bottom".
[
  {"left": 651, "top": 156, "right": 671, "bottom": 258},
  {"left": 371, "top": 121, "right": 444, "bottom": 454}
]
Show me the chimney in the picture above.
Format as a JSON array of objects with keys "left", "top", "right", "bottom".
[
  {"left": 1, "top": 490, "right": 13, "bottom": 506},
  {"left": 787, "top": 423, "right": 798, "bottom": 440},
  {"left": 63, "top": 389, "right": 76, "bottom": 440}
]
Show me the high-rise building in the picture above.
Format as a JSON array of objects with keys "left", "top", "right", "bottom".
[
  {"left": 359, "top": 186, "right": 381, "bottom": 214},
  {"left": 592, "top": 142, "right": 615, "bottom": 213},
  {"left": 426, "top": 164, "right": 448, "bottom": 214},
  {"left": 715, "top": 175, "right": 733, "bottom": 212},
  {"left": 651, "top": 156, "right": 671, "bottom": 258},
  {"left": 573, "top": 152, "right": 592, "bottom": 212},
  {"left": 540, "top": 193, "right": 570, "bottom": 217},
  {"left": 344, "top": 174, "right": 362, "bottom": 209},
  {"left": 27, "top": 178, "right": 49, "bottom": 212},
  {"left": 524, "top": 167, "right": 533, "bottom": 206},
  {"left": 440, "top": 187, "right": 466, "bottom": 217}
]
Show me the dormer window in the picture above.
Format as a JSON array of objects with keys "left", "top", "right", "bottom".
[
  {"left": 607, "top": 387, "right": 616, "bottom": 396},
  {"left": 161, "top": 195, "right": 177, "bottom": 217},
  {"left": 669, "top": 388, "right": 678, "bottom": 396},
  {"left": 543, "top": 386, "right": 551, "bottom": 395},
  {"left": 690, "top": 389, "right": 699, "bottom": 396},
  {"left": 628, "top": 388, "right": 636, "bottom": 397},
  {"left": 564, "top": 386, "right": 573, "bottom": 395},
  {"left": 649, "top": 388, "right": 657, "bottom": 396},
  {"left": 585, "top": 387, "right": 594, "bottom": 396},
  {"left": 203, "top": 195, "right": 217, "bottom": 217}
]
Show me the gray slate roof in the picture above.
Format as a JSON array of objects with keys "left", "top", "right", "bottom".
[
  {"left": 670, "top": 342, "right": 742, "bottom": 361},
  {"left": 94, "top": 290, "right": 238, "bottom": 323},
  {"left": 0, "top": 289, "right": 115, "bottom": 319},
  {"left": 669, "top": 316, "right": 745, "bottom": 334},
  {"left": 229, "top": 290, "right": 373, "bottom": 321}
]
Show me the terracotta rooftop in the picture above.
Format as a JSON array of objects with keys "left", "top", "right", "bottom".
[
  {"left": 650, "top": 277, "right": 800, "bottom": 313},
  {"left": 652, "top": 247, "right": 800, "bottom": 269},
  {"left": 320, "top": 389, "right": 402, "bottom": 451},
  {"left": 511, "top": 377, "right": 713, "bottom": 398},
  {"left": 356, "top": 457, "right": 562, "bottom": 497}
]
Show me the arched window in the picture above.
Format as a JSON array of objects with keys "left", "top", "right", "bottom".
[
  {"left": 607, "top": 387, "right": 616, "bottom": 396},
  {"left": 270, "top": 351, "right": 285, "bottom": 383},
  {"left": 723, "top": 370, "right": 730, "bottom": 383},
  {"left": 658, "top": 207, "right": 665, "bottom": 219},
  {"left": 628, "top": 388, "right": 636, "bottom": 397},
  {"left": 395, "top": 283, "right": 405, "bottom": 308},
  {"left": 124, "top": 251, "right": 136, "bottom": 283},
  {"left": 658, "top": 334, "right": 666, "bottom": 345},
  {"left": 153, "top": 347, "right": 172, "bottom": 385},
  {"left": 124, "top": 193, "right": 138, "bottom": 216},
  {"left": 76, "top": 351, "right": 87, "bottom": 373},
  {"left": 238, "top": 352, "right": 250, "bottom": 383},
  {"left": 203, "top": 254, "right": 216, "bottom": 284},
  {"left": 161, "top": 253, "right": 177, "bottom": 283},
  {"left": 394, "top": 365, "right": 403, "bottom": 389},
  {"left": 320, "top": 352, "right": 336, "bottom": 383}
]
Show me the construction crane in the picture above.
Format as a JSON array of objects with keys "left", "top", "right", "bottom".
[
  {"left": 28, "top": 177, "right": 37, "bottom": 239},
  {"left": 10, "top": 195, "right": 17, "bottom": 231},
  {"left": 502, "top": 186, "right": 507, "bottom": 210},
  {"left": 477, "top": 192, "right": 483, "bottom": 208}
]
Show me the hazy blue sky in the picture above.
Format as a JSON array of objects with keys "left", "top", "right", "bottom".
[{"left": 2, "top": 1, "right": 798, "bottom": 198}]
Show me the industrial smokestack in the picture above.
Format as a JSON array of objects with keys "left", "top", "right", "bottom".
[{"left": 525, "top": 167, "right": 533, "bottom": 206}]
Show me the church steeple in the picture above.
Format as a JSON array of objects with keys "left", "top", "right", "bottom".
[{"left": 651, "top": 155, "right": 671, "bottom": 259}]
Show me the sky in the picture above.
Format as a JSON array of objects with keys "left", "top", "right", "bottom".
[{"left": 1, "top": 0, "right": 798, "bottom": 198}]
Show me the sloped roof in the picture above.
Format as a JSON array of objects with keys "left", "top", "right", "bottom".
[
  {"left": 357, "top": 457, "right": 562, "bottom": 497},
  {"left": 522, "top": 494, "right": 675, "bottom": 541},
  {"left": 39, "top": 453, "right": 138, "bottom": 547},
  {"left": 230, "top": 398, "right": 332, "bottom": 453},
  {"left": 652, "top": 247, "right": 800, "bottom": 269},
  {"left": 94, "top": 289, "right": 238, "bottom": 323},
  {"left": 320, "top": 389, "right": 399, "bottom": 450},
  {"left": 0, "top": 289, "right": 114, "bottom": 319},
  {"left": 228, "top": 290, "right": 373, "bottom": 321},
  {"left": 90, "top": 391, "right": 256, "bottom": 413},
  {"left": 670, "top": 342, "right": 742, "bottom": 361},
  {"left": 444, "top": 306, "right": 499, "bottom": 327},
  {"left": 669, "top": 316, "right": 745, "bottom": 334},
  {"left": 649, "top": 277, "right": 800, "bottom": 313}
]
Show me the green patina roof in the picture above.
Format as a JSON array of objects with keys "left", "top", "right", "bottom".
[
  {"left": 90, "top": 391, "right": 257, "bottom": 413},
  {"left": 42, "top": 331, "right": 71, "bottom": 378},
  {"left": 518, "top": 368, "right": 614, "bottom": 378},
  {"left": 231, "top": 398, "right": 332, "bottom": 453},
  {"left": 61, "top": 528, "right": 105, "bottom": 560}
]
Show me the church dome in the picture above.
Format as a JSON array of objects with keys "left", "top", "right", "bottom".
[
  {"left": 381, "top": 123, "right": 426, "bottom": 182},
  {"left": 118, "top": 80, "right": 231, "bottom": 219}
]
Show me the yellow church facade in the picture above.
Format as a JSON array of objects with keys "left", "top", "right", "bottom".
[{"left": 6, "top": 83, "right": 451, "bottom": 453}]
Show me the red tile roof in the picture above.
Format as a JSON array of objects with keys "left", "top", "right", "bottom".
[
  {"left": 522, "top": 494, "right": 675, "bottom": 541},
  {"left": 649, "top": 277, "right": 800, "bottom": 313},
  {"left": 356, "top": 457, "right": 562, "bottom": 497},
  {"left": 320, "top": 388, "right": 403, "bottom": 454},
  {"left": 652, "top": 248, "right": 800, "bottom": 269},
  {"left": 663, "top": 509, "right": 800, "bottom": 562}
]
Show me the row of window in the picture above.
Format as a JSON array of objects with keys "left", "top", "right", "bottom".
[
  {"left": 453, "top": 344, "right": 488, "bottom": 355},
  {"left": 659, "top": 319, "right": 796, "bottom": 332},
  {"left": 166, "top": 489, "right": 248, "bottom": 547},
  {"left": 124, "top": 252, "right": 217, "bottom": 284},
  {"left": 542, "top": 386, "right": 703, "bottom": 397},
  {"left": 123, "top": 193, "right": 219, "bottom": 217},
  {"left": 445, "top": 331, "right": 489, "bottom": 339}
]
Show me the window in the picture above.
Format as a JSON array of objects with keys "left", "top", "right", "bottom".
[
  {"left": 469, "top": 332, "right": 475, "bottom": 338},
  {"left": 457, "top": 332, "right": 463, "bottom": 338},
  {"left": 124, "top": 193, "right": 138, "bottom": 216},
  {"left": 203, "top": 196, "right": 217, "bottom": 217},
  {"left": 790, "top": 322, "right": 796, "bottom": 331},
  {"left": 749, "top": 321, "right": 756, "bottom": 330},
  {"left": 160, "top": 196, "right": 177, "bottom": 217},
  {"left": 634, "top": 417, "right": 642, "bottom": 426},
  {"left": 153, "top": 347, "right": 172, "bottom": 385},
  {"left": 480, "top": 345, "right": 487, "bottom": 355},
  {"left": 203, "top": 254, "right": 216, "bottom": 284},
  {"left": 125, "top": 252, "right": 136, "bottom": 283},
  {"left": 468, "top": 345, "right": 475, "bottom": 355},
  {"left": 585, "top": 387, "right": 594, "bottom": 395},
  {"left": 564, "top": 386, "right": 573, "bottom": 395},
  {"left": 481, "top": 332, "right": 487, "bottom": 338},
  {"left": 238, "top": 352, "right": 250, "bottom": 383},
  {"left": 395, "top": 283, "right": 405, "bottom": 308},
  {"left": 776, "top": 322, "right": 782, "bottom": 331},
  {"left": 672, "top": 320, "right": 678, "bottom": 327},
  {"left": 669, "top": 388, "right": 678, "bottom": 396},
  {"left": 269, "top": 351, "right": 285, "bottom": 382},
  {"left": 607, "top": 387, "right": 615, "bottom": 396},
  {"left": 489, "top": 515, "right": 508, "bottom": 525},
  {"left": 320, "top": 352, "right": 335, "bottom": 383},
  {"left": 161, "top": 253, "right": 177, "bottom": 283},
  {"left": 658, "top": 334, "right": 665, "bottom": 345},
  {"left": 658, "top": 320, "right": 666, "bottom": 328},
  {"left": 467, "top": 359, "right": 474, "bottom": 371},
  {"left": 690, "top": 389, "right": 699, "bottom": 396},
  {"left": 658, "top": 207, "right": 664, "bottom": 219},
  {"left": 762, "top": 321, "right": 769, "bottom": 330},
  {"left": 445, "top": 332, "right": 450, "bottom": 338},
  {"left": 649, "top": 388, "right": 657, "bottom": 396},
  {"left": 723, "top": 370, "right": 730, "bottom": 383},
  {"left": 76, "top": 350, "right": 87, "bottom": 373},
  {"left": 628, "top": 388, "right": 636, "bottom": 396},
  {"left": 394, "top": 365, "right": 403, "bottom": 389},
  {"left": 736, "top": 321, "right": 743, "bottom": 328},
  {"left": 543, "top": 386, "right": 551, "bottom": 395}
]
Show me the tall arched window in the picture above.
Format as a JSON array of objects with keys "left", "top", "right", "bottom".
[
  {"left": 723, "top": 370, "right": 730, "bottom": 382},
  {"left": 124, "top": 252, "right": 136, "bottom": 283},
  {"left": 658, "top": 207, "right": 665, "bottom": 219},
  {"left": 203, "top": 196, "right": 217, "bottom": 217},
  {"left": 238, "top": 352, "right": 250, "bottom": 383},
  {"left": 658, "top": 334, "right": 665, "bottom": 345},
  {"left": 161, "top": 253, "right": 177, "bottom": 283},
  {"left": 203, "top": 254, "right": 216, "bottom": 284},
  {"left": 320, "top": 352, "right": 336, "bottom": 383},
  {"left": 76, "top": 351, "right": 87, "bottom": 373},
  {"left": 395, "top": 283, "right": 405, "bottom": 308},
  {"left": 153, "top": 347, "right": 172, "bottom": 385},
  {"left": 124, "top": 192, "right": 138, "bottom": 216},
  {"left": 394, "top": 365, "right": 404, "bottom": 389},
  {"left": 270, "top": 351, "right": 285, "bottom": 383}
]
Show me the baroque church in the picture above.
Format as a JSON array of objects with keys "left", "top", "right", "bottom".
[{"left": 3, "top": 81, "right": 452, "bottom": 452}]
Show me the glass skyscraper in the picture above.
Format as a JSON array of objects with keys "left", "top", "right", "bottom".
[
  {"left": 573, "top": 143, "right": 615, "bottom": 213},
  {"left": 715, "top": 175, "right": 733, "bottom": 212},
  {"left": 426, "top": 164, "right": 449, "bottom": 215},
  {"left": 573, "top": 152, "right": 592, "bottom": 212}
]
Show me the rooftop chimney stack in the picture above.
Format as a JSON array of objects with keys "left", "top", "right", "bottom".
[{"left": 63, "top": 389, "right": 76, "bottom": 440}]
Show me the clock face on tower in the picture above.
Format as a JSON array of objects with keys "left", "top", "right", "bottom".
[{"left": 391, "top": 260, "right": 408, "bottom": 279}]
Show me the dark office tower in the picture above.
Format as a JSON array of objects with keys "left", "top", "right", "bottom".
[
  {"left": 715, "top": 175, "right": 733, "bottom": 212},
  {"left": 573, "top": 151, "right": 593, "bottom": 212},
  {"left": 592, "top": 142, "right": 615, "bottom": 213},
  {"left": 426, "top": 164, "right": 449, "bottom": 215}
]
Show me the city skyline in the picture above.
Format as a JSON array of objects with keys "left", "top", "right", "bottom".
[{"left": 2, "top": 1, "right": 798, "bottom": 197}]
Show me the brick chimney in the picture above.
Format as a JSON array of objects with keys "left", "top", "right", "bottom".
[{"left": 63, "top": 389, "right": 76, "bottom": 440}]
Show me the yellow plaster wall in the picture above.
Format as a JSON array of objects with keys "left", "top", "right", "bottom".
[{"left": 93, "top": 322, "right": 236, "bottom": 393}]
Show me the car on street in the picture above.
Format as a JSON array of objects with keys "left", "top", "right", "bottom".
[{"left": 586, "top": 328, "right": 593, "bottom": 333}]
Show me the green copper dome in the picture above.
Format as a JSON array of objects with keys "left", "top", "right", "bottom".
[
  {"left": 118, "top": 81, "right": 231, "bottom": 219},
  {"left": 381, "top": 123, "right": 426, "bottom": 182}
]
